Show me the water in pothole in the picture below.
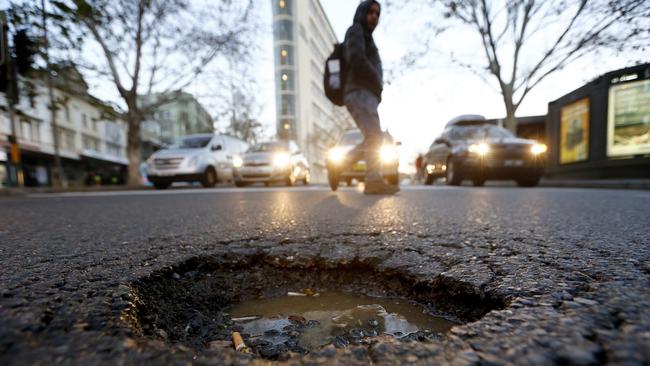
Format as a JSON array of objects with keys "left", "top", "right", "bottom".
[{"left": 230, "top": 291, "right": 456, "bottom": 352}]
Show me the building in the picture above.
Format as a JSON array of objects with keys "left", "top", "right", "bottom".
[
  {"left": 271, "top": 0, "right": 355, "bottom": 181},
  {"left": 0, "top": 67, "right": 131, "bottom": 187},
  {"left": 139, "top": 92, "right": 214, "bottom": 145},
  {"left": 545, "top": 63, "right": 650, "bottom": 179}
]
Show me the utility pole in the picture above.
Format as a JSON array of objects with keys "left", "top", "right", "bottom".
[{"left": 41, "top": 0, "right": 66, "bottom": 187}]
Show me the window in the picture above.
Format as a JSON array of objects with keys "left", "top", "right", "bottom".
[
  {"left": 58, "top": 127, "right": 76, "bottom": 151},
  {"left": 20, "top": 120, "right": 39, "bottom": 142},
  {"left": 273, "top": 0, "right": 292, "bottom": 16},
  {"left": 276, "top": 45, "right": 294, "bottom": 66},
  {"left": 278, "top": 70, "right": 295, "bottom": 91},
  {"left": 274, "top": 19, "right": 293, "bottom": 40},
  {"left": 83, "top": 135, "right": 100, "bottom": 152},
  {"left": 82, "top": 114, "right": 88, "bottom": 128},
  {"left": 64, "top": 104, "right": 70, "bottom": 122},
  {"left": 280, "top": 95, "right": 295, "bottom": 116}
]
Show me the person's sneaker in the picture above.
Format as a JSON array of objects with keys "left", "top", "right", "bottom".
[{"left": 364, "top": 180, "right": 400, "bottom": 195}]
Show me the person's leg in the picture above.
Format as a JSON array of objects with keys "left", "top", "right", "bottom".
[{"left": 344, "top": 91, "right": 383, "bottom": 182}]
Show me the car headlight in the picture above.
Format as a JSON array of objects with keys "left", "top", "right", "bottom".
[
  {"left": 379, "top": 145, "right": 398, "bottom": 163},
  {"left": 531, "top": 143, "right": 548, "bottom": 155},
  {"left": 187, "top": 156, "right": 199, "bottom": 167},
  {"left": 468, "top": 143, "right": 490, "bottom": 156},
  {"left": 273, "top": 153, "right": 291, "bottom": 168},
  {"left": 328, "top": 147, "right": 345, "bottom": 163},
  {"left": 232, "top": 156, "right": 243, "bottom": 168}
]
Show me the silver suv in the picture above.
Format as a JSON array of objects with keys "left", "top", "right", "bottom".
[
  {"left": 232, "top": 141, "right": 310, "bottom": 187},
  {"left": 146, "top": 134, "right": 249, "bottom": 189}
]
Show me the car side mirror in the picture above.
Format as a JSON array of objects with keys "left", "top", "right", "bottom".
[{"left": 211, "top": 144, "right": 222, "bottom": 151}]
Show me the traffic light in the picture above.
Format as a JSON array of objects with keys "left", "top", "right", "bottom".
[{"left": 14, "top": 29, "right": 35, "bottom": 76}]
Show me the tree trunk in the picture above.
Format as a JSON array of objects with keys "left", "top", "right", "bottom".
[
  {"left": 501, "top": 87, "right": 518, "bottom": 133},
  {"left": 126, "top": 113, "right": 142, "bottom": 187}
]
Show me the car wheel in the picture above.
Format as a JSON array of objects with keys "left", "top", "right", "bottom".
[
  {"left": 425, "top": 173, "right": 435, "bottom": 185},
  {"left": 264, "top": 182, "right": 271, "bottom": 187},
  {"left": 387, "top": 174, "right": 399, "bottom": 186},
  {"left": 153, "top": 182, "right": 171, "bottom": 190},
  {"left": 328, "top": 168, "right": 340, "bottom": 191},
  {"left": 472, "top": 178, "right": 486, "bottom": 187},
  {"left": 201, "top": 168, "right": 217, "bottom": 188},
  {"left": 517, "top": 177, "right": 541, "bottom": 187},
  {"left": 445, "top": 158, "right": 462, "bottom": 186},
  {"left": 346, "top": 178, "right": 353, "bottom": 187},
  {"left": 286, "top": 173, "right": 295, "bottom": 187},
  {"left": 303, "top": 170, "right": 311, "bottom": 185},
  {"left": 235, "top": 180, "right": 247, "bottom": 188}
]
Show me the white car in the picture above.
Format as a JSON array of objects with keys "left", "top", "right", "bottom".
[{"left": 146, "top": 134, "right": 248, "bottom": 189}]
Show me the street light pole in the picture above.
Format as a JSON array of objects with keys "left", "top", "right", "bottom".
[{"left": 41, "top": 0, "right": 66, "bottom": 188}]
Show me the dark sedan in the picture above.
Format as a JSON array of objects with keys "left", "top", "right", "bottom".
[{"left": 424, "top": 117, "right": 547, "bottom": 187}]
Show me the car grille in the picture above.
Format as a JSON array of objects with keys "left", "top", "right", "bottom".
[
  {"left": 154, "top": 157, "right": 184, "bottom": 169},
  {"left": 488, "top": 144, "right": 529, "bottom": 159},
  {"left": 243, "top": 173, "right": 271, "bottom": 178},
  {"left": 244, "top": 161, "right": 270, "bottom": 167}
]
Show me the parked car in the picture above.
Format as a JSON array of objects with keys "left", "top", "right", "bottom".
[
  {"left": 326, "top": 129, "right": 400, "bottom": 191},
  {"left": 232, "top": 141, "right": 310, "bottom": 187},
  {"left": 146, "top": 134, "right": 249, "bottom": 189},
  {"left": 423, "top": 115, "right": 547, "bottom": 187}
]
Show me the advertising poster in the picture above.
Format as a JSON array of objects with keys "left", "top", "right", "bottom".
[
  {"left": 560, "top": 98, "right": 590, "bottom": 164},
  {"left": 608, "top": 79, "right": 650, "bottom": 157}
]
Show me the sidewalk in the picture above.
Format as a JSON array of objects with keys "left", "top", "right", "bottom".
[
  {"left": 0, "top": 185, "right": 154, "bottom": 197},
  {"left": 538, "top": 178, "right": 650, "bottom": 190}
]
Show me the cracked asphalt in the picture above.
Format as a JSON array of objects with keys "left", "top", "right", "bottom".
[{"left": 1, "top": 186, "right": 649, "bottom": 365}]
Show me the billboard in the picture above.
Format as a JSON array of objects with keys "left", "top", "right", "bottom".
[
  {"left": 608, "top": 79, "right": 650, "bottom": 157},
  {"left": 560, "top": 98, "right": 590, "bottom": 164}
]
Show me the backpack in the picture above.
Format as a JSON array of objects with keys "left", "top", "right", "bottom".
[{"left": 323, "top": 43, "right": 346, "bottom": 106}]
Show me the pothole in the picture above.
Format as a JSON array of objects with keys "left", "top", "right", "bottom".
[{"left": 125, "top": 255, "right": 504, "bottom": 361}]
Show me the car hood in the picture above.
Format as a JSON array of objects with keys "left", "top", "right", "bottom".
[
  {"left": 461, "top": 137, "right": 535, "bottom": 147},
  {"left": 242, "top": 152, "right": 276, "bottom": 164},
  {"left": 153, "top": 148, "right": 203, "bottom": 158}
]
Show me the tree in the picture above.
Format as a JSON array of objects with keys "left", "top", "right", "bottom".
[
  {"left": 12, "top": 0, "right": 255, "bottom": 185},
  {"left": 396, "top": 0, "right": 649, "bottom": 131}
]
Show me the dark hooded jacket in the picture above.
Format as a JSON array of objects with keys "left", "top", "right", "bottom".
[{"left": 344, "top": 0, "right": 383, "bottom": 100}]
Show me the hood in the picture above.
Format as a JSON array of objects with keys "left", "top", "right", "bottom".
[
  {"left": 458, "top": 137, "right": 535, "bottom": 147},
  {"left": 353, "top": 0, "right": 381, "bottom": 33},
  {"left": 242, "top": 152, "right": 274, "bottom": 163},
  {"left": 154, "top": 148, "right": 203, "bottom": 158}
]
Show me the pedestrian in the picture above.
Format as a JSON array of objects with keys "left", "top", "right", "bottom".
[
  {"left": 415, "top": 154, "right": 424, "bottom": 183},
  {"left": 343, "top": 0, "right": 398, "bottom": 195}
]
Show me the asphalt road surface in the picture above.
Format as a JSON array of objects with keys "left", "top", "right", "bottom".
[{"left": 1, "top": 185, "right": 649, "bottom": 365}]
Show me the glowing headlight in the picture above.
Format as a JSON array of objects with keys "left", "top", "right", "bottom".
[
  {"left": 531, "top": 143, "right": 548, "bottom": 155},
  {"left": 187, "top": 156, "right": 199, "bottom": 167},
  {"left": 232, "top": 156, "right": 243, "bottom": 168},
  {"left": 328, "top": 147, "right": 345, "bottom": 163},
  {"left": 468, "top": 143, "right": 490, "bottom": 156},
  {"left": 273, "top": 153, "right": 291, "bottom": 167},
  {"left": 380, "top": 145, "right": 398, "bottom": 163}
]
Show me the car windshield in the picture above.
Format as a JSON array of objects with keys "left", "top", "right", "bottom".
[
  {"left": 448, "top": 125, "right": 514, "bottom": 141},
  {"left": 248, "top": 142, "right": 288, "bottom": 153},
  {"left": 177, "top": 136, "right": 212, "bottom": 149},
  {"left": 339, "top": 131, "right": 363, "bottom": 146}
]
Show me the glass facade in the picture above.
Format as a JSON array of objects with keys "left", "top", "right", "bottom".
[
  {"left": 276, "top": 45, "right": 295, "bottom": 67},
  {"left": 274, "top": 20, "right": 293, "bottom": 40},
  {"left": 273, "top": 0, "right": 292, "bottom": 16}
]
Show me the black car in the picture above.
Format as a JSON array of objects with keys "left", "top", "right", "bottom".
[{"left": 423, "top": 116, "right": 547, "bottom": 187}]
